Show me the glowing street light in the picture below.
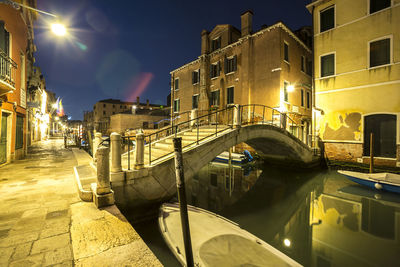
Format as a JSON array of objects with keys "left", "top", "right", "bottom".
[
  {"left": 287, "top": 85, "right": 295, "bottom": 92},
  {"left": 283, "top": 238, "right": 291, "bottom": 247},
  {"left": 51, "top": 23, "right": 67, "bottom": 36}
]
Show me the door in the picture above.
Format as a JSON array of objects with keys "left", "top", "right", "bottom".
[
  {"left": 364, "top": 114, "right": 396, "bottom": 158},
  {"left": 0, "top": 113, "right": 8, "bottom": 164}
]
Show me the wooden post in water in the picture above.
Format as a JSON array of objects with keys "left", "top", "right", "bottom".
[
  {"left": 370, "top": 132, "right": 374, "bottom": 173},
  {"left": 173, "top": 137, "right": 194, "bottom": 267}
]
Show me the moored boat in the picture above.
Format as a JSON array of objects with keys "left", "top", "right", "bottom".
[
  {"left": 213, "top": 150, "right": 253, "bottom": 164},
  {"left": 158, "top": 203, "right": 302, "bottom": 266},
  {"left": 338, "top": 170, "right": 400, "bottom": 194}
]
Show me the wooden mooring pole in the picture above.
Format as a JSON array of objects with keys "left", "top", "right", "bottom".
[
  {"left": 173, "top": 137, "right": 194, "bottom": 267},
  {"left": 370, "top": 132, "right": 374, "bottom": 173}
]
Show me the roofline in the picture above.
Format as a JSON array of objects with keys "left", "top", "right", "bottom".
[
  {"left": 170, "top": 21, "right": 311, "bottom": 74},
  {"left": 306, "top": 0, "right": 329, "bottom": 12}
]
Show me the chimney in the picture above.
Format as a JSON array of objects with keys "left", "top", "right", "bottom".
[
  {"left": 136, "top": 96, "right": 140, "bottom": 105},
  {"left": 241, "top": 10, "right": 253, "bottom": 37},
  {"left": 201, "top": 29, "right": 209, "bottom": 55},
  {"left": 146, "top": 99, "right": 149, "bottom": 109}
]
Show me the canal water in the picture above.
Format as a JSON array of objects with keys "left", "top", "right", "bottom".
[{"left": 131, "top": 160, "right": 400, "bottom": 267}]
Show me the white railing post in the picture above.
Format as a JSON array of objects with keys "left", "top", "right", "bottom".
[
  {"left": 190, "top": 109, "right": 198, "bottom": 127},
  {"left": 280, "top": 112, "right": 287, "bottom": 130},
  {"left": 92, "top": 146, "right": 114, "bottom": 208},
  {"left": 93, "top": 132, "right": 102, "bottom": 162},
  {"left": 110, "top": 132, "right": 122, "bottom": 173},
  {"left": 233, "top": 104, "right": 241, "bottom": 128},
  {"left": 135, "top": 130, "right": 144, "bottom": 169}
]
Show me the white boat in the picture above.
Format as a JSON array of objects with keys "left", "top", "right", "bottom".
[
  {"left": 338, "top": 170, "right": 400, "bottom": 194},
  {"left": 158, "top": 203, "right": 302, "bottom": 267}
]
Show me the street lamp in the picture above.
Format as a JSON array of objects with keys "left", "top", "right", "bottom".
[{"left": 51, "top": 23, "right": 67, "bottom": 36}]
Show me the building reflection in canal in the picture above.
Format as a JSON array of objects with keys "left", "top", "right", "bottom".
[{"left": 131, "top": 160, "right": 400, "bottom": 266}]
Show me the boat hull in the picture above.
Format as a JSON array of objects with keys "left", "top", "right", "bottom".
[{"left": 338, "top": 170, "right": 400, "bottom": 194}]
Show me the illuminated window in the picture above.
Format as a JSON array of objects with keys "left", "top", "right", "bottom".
[
  {"left": 211, "top": 37, "right": 221, "bottom": 51},
  {"left": 370, "top": 0, "right": 390, "bottom": 14},
  {"left": 320, "top": 6, "right": 334, "bottom": 32},
  {"left": 284, "top": 42, "right": 289, "bottom": 62},
  {"left": 173, "top": 99, "right": 180, "bottom": 113},
  {"left": 283, "top": 81, "right": 289, "bottom": 102},
  {"left": 174, "top": 78, "right": 179, "bottom": 90},
  {"left": 211, "top": 90, "right": 220, "bottom": 107},
  {"left": 210, "top": 62, "right": 220, "bottom": 78},
  {"left": 192, "top": 69, "right": 200, "bottom": 84},
  {"left": 192, "top": 95, "right": 199, "bottom": 109},
  {"left": 224, "top": 56, "right": 237, "bottom": 74},
  {"left": 370, "top": 38, "right": 390, "bottom": 67},
  {"left": 321, "top": 53, "right": 335, "bottom": 77},
  {"left": 227, "top": 87, "right": 234, "bottom": 105}
]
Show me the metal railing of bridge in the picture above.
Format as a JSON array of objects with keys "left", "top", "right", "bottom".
[{"left": 121, "top": 104, "right": 310, "bottom": 169}]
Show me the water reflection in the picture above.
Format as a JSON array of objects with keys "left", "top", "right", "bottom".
[{"left": 131, "top": 161, "right": 400, "bottom": 267}]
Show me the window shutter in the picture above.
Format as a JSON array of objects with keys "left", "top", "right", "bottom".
[
  {"left": 218, "top": 61, "right": 221, "bottom": 76},
  {"left": 224, "top": 57, "right": 228, "bottom": 74},
  {"left": 192, "top": 71, "right": 195, "bottom": 84},
  {"left": 0, "top": 21, "right": 5, "bottom": 52},
  {"left": 233, "top": 55, "right": 237, "bottom": 71},
  {"left": 210, "top": 64, "right": 213, "bottom": 78}
]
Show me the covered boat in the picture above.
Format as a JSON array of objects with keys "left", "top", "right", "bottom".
[
  {"left": 338, "top": 170, "right": 400, "bottom": 194},
  {"left": 213, "top": 150, "right": 253, "bottom": 164},
  {"left": 159, "top": 203, "right": 302, "bottom": 266}
]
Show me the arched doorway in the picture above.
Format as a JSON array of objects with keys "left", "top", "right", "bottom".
[{"left": 363, "top": 114, "right": 397, "bottom": 158}]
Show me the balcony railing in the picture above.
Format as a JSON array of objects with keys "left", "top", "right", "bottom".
[{"left": 0, "top": 49, "right": 17, "bottom": 89}]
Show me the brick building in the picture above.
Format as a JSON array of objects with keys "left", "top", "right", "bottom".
[{"left": 170, "top": 11, "right": 313, "bottom": 143}]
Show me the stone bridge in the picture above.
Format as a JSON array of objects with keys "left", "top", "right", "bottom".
[{"left": 109, "top": 123, "right": 319, "bottom": 212}]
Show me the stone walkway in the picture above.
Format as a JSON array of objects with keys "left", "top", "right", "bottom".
[
  {"left": 0, "top": 139, "right": 162, "bottom": 267},
  {"left": 0, "top": 139, "right": 79, "bottom": 266}
]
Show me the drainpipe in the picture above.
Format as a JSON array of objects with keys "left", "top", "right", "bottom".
[{"left": 311, "top": 5, "right": 317, "bottom": 149}]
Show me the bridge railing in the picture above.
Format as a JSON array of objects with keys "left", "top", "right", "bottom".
[
  {"left": 121, "top": 104, "right": 311, "bottom": 168},
  {"left": 142, "top": 105, "right": 236, "bottom": 166}
]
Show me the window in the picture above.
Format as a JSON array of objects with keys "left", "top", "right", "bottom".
[
  {"left": 211, "top": 37, "right": 221, "bottom": 51},
  {"left": 301, "top": 56, "right": 305, "bottom": 72},
  {"left": 224, "top": 56, "right": 237, "bottom": 74},
  {"left": 0, "top": 22, "right": 10, "bottom": 56},
  {"left": 210, "top": 173, "right": 218, "bottom": 186},
  {"left": 370, "top": 0, "right": 391, "bottom": 14},
  {"left": 174, "top": 78, "right": 179, "bottom": 90},
  {"left": 15, "top": 116, "right": 23, "bottom": 149},
  {"left": 120, "top": 105, "right": 122, "bottom": 108},
  {"left": 192, "top": 95, "right": 199, "bottom": 109},
  {"left": 192, "top": 70, "right": 200, "bottom": 84},
  {"left": 112, "top": 112, "right": 115, "bottom": 115},
  {"left": 370, "top": 38, "right": 390, "bottom": 67},
  {"left": 321, "top": 53, "right": 335, "bottom": 77},
  {"left": 211, "top": 90, "right": 220, "bottom": 107},
  {"left": 103, "top": 104, "right": 106, "bottom": 107},
  {"left": 306, "top": 59, "right": 312, "bottom": 76},
  {"left": 284, "top": 42, "right": 289, "bottom": 62},
  {"left": 320, "top": 6, "right": 335, "bottom": 32},
  {"left": 173, "top": 99, "right": 180, "bottom": 113},
  {"left": 306, "top": 91, "right": 310, "bottom": 109},
  {"left": 210, "top": 62, "right": 220, "bottom": 78},
  {"left": 283, "top": 81, "right": 289, "bottom": 102},
  {"left": 112, "top": 104, "right": 115, "bottom": 108},
  {"left": 103, "top": 111, "right": 106, "bottom": 115},
  {"left": 227, "top": 87, "right": 234, "bottom": 105},
  {"left": 301, "top": 89, "right": 304, "bottom": 107}
]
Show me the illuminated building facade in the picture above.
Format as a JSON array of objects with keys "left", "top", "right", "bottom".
[
  {"left": 307, "top": 0, "right": 400, "bottom": 167},
  {"left": 0, "top": 1, "right": 36, "bottom": 164},
  {"left": 170, "top": 11, "right": 313, "bottom": 143}
]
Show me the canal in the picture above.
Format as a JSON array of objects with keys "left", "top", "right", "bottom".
[{"left": 128, "top": 160, "right": 400, "bottom": 266}]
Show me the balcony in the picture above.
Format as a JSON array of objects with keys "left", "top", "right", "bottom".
[{"left": 0, "top": 49, "right": 17, "bottom": 96}]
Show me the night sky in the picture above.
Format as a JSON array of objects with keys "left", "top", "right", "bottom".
[{"left": 35, "top": 0, "right": 311, "bottom": 120}]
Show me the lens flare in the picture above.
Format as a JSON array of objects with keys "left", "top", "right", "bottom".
[{"left": 51, "top": 23, "right": 67, "bottom": 36}]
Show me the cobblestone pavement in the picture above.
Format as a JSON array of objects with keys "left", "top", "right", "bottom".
[{"left": 0, "top": 138, "right": 79, "bottom": 266}]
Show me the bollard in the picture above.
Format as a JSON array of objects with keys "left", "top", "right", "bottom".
[
  {"left": 92, "top": 146, "right": 114, "bottom": 208},
  {"left": 93, "top": 132, "right": 102, "bottom": 162},
  {"left": 110, "top": 132, "right": 122, "bottom": 173},
  {"left": 233, "top": 104, "right": 241, "bottom": 128},
  {"left": 190, "top": 109, "right": 198, "bottom": 128},
  {"left": 280, "top": 112, "right": 287, "bottom": 130},
  {"left": 134, "top": 129, "right": 144, "bottom": 169}
]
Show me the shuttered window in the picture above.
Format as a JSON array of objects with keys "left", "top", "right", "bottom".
[
  {"left": 15, "top": 116, "right": 23, "bottom": 149},
  {"left": 192, "top": 70, "right": 200, "bottom": 84},
  {"left": 321, "top": 54, "right": 335, "bottom": 77},
  {"left": 210, "top": 62, "right": 220, "bottom": 78},
  {"left": 370, "top": 38, "right": 390, "bottom": 67},
  {"left": 224, "top": 56, "right": 237, "bottom": 74},
  {"left": 211, "top": 90, "right": 220, "bottom": 107},
  {"left": 320, "top": 6, "right": 335, "bottom": 32}
]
